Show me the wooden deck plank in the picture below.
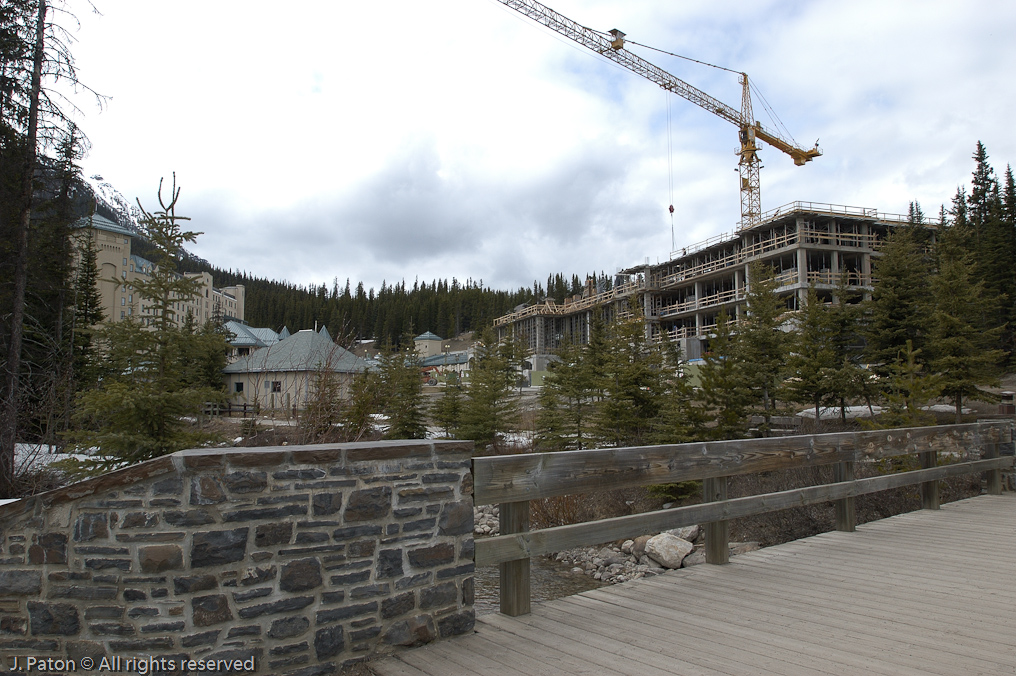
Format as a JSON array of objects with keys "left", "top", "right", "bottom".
[
  {"left": 622, "top": 571, "right": 1012, "bottom": 669},
  {"left": 371, "top": 494, "right": 1016, "bottom": 676}
]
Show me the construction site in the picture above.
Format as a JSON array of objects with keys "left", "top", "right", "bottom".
[
  {"left": 495, "top": 200, "right": 913, "bottom": 372},
  {"left": 490, "top": 1, "right": 914, "bottom": 376}
]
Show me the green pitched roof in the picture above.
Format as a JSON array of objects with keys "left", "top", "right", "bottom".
[{"left": 223, "top": 329, "right": 373, "bottom": 374}]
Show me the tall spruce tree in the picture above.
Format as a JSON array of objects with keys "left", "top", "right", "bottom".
[
  {"left": 733, "top": 261, "right": 790, "bottom": 436},
  {"left": 592, "top": 300, "right": 664, "bottom": 448},
  {"left": 68, "top": 179, "right": 227, "bottom": 468},
  {"left": 698, "top": 310, "right": 752, "bottom": 440},
  {"left": 864, "top": 213, "right": 934, "bottom": 376},
  {"left": 459, "top": 327, "right": 521, "bottom": 452},
  {"left": 535, "top": 339, "right": 598, "bottom": 451},
  {"left": 787, "top": 287, "right": 839, "bottom": 428},
  {"left": 927, "top": 226, "right": 1004, "bottom": 422}
]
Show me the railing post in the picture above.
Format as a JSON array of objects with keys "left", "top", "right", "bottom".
[
  {"left": 498, "top": 500, "right": 530, "bottom": 616},
  {"left": 984, "top": 435, "right": 1002, "bottom": 496},
  {"left": 920, "top": 451, "right": 940, "bottom": 509},
  {"left": 833, "top": 460, "right": 856, "bottom": 531},
  {"left": 703, "top": 476, "right": 729, "bottom": 565}
]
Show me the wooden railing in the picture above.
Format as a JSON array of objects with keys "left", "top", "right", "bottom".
[{"left": 472, "top": 421, "right": 1014, "bottom": 616}]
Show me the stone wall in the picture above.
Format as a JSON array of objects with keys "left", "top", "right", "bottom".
[{"left": 0, "top": 440, "right": 475, "bottom": 674}]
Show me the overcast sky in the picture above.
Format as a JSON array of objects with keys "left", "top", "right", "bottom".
[{"left": 66, "top": 0, "right": 1016, "bottom": 293}]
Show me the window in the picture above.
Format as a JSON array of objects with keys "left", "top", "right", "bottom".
[
  {"left": 121, "top": 297, "right": 125, "bottom": 306},
  {"left": 120, "top": 311, "right": 125, "bottom": 319},
  {"left": 271, "top": 381, "right": 282, "bottom": 393},
  {"left": 234, "top": 382, "right": 244, "bottom": 393}
]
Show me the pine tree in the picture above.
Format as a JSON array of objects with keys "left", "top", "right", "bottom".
[
  {"left": 431, "top": 373, "right": 463, "bottom": 438},
  {"left": 67, "top": 179, "right": 227, "bottom": 468},
  {"left": 927, "top": 226, "right": 1004, "bottom": 422},
  {"left": 459, "top": 327, "right": 521, "bottom": 452},
  {"left": 651, "top": 336, "right": 706, "bottom": 444},
  {"left": 787, "top": 287, "right": 839, "bottom": 427},
  {"left": 535, "top": 339, "right": 598, "bottom": 451},
  {"left": 864, "top": 220, "right": 933, "bottom": 375},
  {"left": 698, "top": 311, "right": 752, "bottom": 440},
  {"left": 733, "top": 261, "right": 789, "bottom": 435},
  {"left": 592, "top": 299, "right": 664, "bottom": 448},
  {"left": 381, "top": 337, "right": 426, "bottom": 440}
]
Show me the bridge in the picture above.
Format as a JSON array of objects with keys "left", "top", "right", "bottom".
[{"left": 373, "top": 422, "right": 1015, "bottom": 676}]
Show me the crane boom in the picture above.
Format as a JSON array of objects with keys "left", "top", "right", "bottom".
[{"left": 492, "top": 0, "right": 821, "bottom": 229}]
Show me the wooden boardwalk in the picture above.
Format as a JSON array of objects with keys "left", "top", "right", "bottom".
[{"left": 372, "top": 494, "right": 1016, "bottom": 676}]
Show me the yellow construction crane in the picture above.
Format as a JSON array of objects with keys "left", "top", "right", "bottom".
[{"left": 492, "top": 0, "right": 822, "bottom": 230}]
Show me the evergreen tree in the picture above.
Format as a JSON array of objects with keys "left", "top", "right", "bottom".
[
  {"left": 67, "top": 179, "right": 227, "bottom": 468},
  {"left": 431, "top": 372, "right": 463, "bottom": 439},
  {"left": 927, "top": 226, "right": 1004, "bottom": 422},
  {"left": 650, "top": 337, "right": 706, "bottom": 444},
  {"left": 593, "top": 299, "right": 664, "bottom": 447},
  {"left": 535, "top": 339, "right": 598, "bottom": 451},
  {"left": 787, "top": 287, "right": 839, "bottom": 427},
  {"left": 698, "top": 311, "right": 752, "bottom": 440},
  {"left": 873, "top": 341, "right": 939, "bottom": 429},
  {"left": 459, "top": 327, "right": 521, "bottom": 452},
  {"left": 733, "top": 261, "right": 790, "bottom": 435},
  {"left": 863, "top": 219, "right": 933, "bottom": 375},
  {"left": 380, "top": 337, "right": 426, "bottom": 440}
]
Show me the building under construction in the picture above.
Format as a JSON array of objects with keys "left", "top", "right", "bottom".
[{"left": 495, "top": 201, "right": 916, "bottom": 372}]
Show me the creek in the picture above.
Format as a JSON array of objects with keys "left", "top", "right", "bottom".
[{"left": 473, "top": 556, "right": 605, "bottom": 615}]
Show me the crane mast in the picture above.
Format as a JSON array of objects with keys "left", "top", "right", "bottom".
[{"left": 493, "top": 0, "right": 821, "bottom": 229}]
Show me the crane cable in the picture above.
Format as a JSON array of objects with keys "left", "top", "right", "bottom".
[{"left": 667, "top": 91, "right": 675, "bottom": 252}]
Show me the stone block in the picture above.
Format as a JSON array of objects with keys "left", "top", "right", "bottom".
[
  {"left": 224, "top": 504, "right": 308, "bottom": 523},
  {"left": 237, "top": 596, "right": 313, "bottom": 619},
  {"left": 344, "top": 487, "right": 392, "bottom": 521},
  {"left": 438, "top": 501, "right": 473, "bottom": 536},
  {"left": 438, "top": 609, "right": 475, "bottom": 638},
  {"left": 181, "top": 630, "right": 220, "bottom": 647},
  {"left": 0, "top": 570, "right": 41, "bottom": 595},
  {"left": 192, "top": 594, "right": 233, "bottom": 626},
  {"left": 419, "top": 582, "right": 457, "bottom": 610},
  {"left": 73, "top": 513, "right": 108, "bottom": 542},
  {"left": 381, "top": 592, "right": 415, "bottom": 619},
  {"left": 382, "top": 614, "right": 436, "bottom": 647},
  {"left": 280, "top": 558, "right": 323, "bottom": 593},
  {"left": 190, "top": 476, "right": 226, "bottom": 505},
  {"left": 240, "top": 565, "right": 276, "bottom": 586},
  {"left": 408, "top": 544, "right": 454, "bottom": 568},
  {"left": 27, "top": 602, "right": 80, "bottom": 636},
  {"left": 268, "top": 616, "right": 310, "bottom": 639},
  {"left": 223, "top": 471, "right": 268, "bottom": 493},
  {"left": 314, "top": 625, "right": 345, "bottom": 660},
  {"left": 191, "top": 528, "right": 249, "bottom": 568},
  {"left": 397, "top": 486, "right": 453, "bottom": 503},
  {"left": 121, "top": 512, "right": 160, "bottom": 529},
  {"left": 376, "top": 549, "right": 403, "bottom": 579},
  {"left": 139, "top": 545, "right": 184, "bottom": 573},
  {"left": 28, "top": 533, "right": 67, "bottom": 564},
  {"left": 312, "top": 493, "right": 343, "bottom": 516},
  {"left": 173, "top": 574, "right": 218, "bottom": 594},
  {"left": 255, "top": 522, "right": 293, "bottom": 547},
  {"left": 315, "top": 602, "right": 378, "bottom": 625},
  {"left": 163, "top": 510, "right": 214, "bottom": 527}
]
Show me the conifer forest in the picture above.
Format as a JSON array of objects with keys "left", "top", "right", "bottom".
[{"left": 2, "top": 0, "right": 1016, "bottom": 501}]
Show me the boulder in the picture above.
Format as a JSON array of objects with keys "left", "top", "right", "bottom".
[
  {"left": 645, "top": 533, "right": 694, "bottom": 569},
  {"left": 667, "top": 525, "right": 700, "bottom": 543},
  {"left": 631, "top": 535, "right": 653, "bottom": 559}
]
